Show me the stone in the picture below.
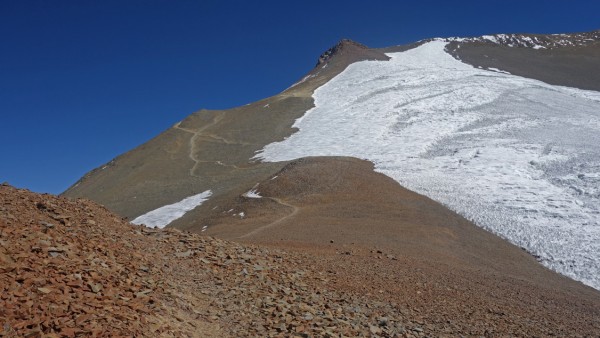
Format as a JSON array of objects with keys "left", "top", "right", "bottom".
[
  {"left": 37, "top": 287, "right": 52, "bottom": 294},
  {"left": 370, "top": 325, "right": 382, "bottom": 334},
  {"left": 175, "top": 250, "right": 193, "bottom": 258},
  {"left": 88, "top": 283, "right": 103, "bottom": 293}
]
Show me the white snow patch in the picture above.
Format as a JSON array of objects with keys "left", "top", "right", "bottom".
[
  {"left": 288, "top": 73, "right": 318, "bottom": 89},
  {"left": 256, "top": 40, "right": 600, "bottom": 290},
  {"left": 481, "top": 35, "right": 498, "bottom": 43},
  {"left": 243, "top": 184, "right": 262, "bottom": 198},
  {"left": 487, "top": 67, "right": 511, "bottom": 74},
  {"left": 131, "top": 190, "right": 212, "bottom": 229},
  {"left": 243, "top": 189, "right": 262, "bottom": 198}
]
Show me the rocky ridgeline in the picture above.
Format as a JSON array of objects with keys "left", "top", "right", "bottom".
[
  {"left": 0, "top": 184, "right": 429, "bottom": 337},
  {"left": 445, "top": 30, "right": 600, "bottom": 49}
]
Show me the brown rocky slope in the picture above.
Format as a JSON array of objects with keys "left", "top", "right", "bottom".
[
  {"left": 3, "top": 166, "right": 600, "bottom": 337},
  {"left": 193, "top": 157, "right": 600, "bottom": 336}
]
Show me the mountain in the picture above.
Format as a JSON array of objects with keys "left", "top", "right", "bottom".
[{"left": 63, "top": 28, "right": 600, "bottom": 297}]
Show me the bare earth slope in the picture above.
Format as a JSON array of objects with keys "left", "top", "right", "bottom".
[{"left": 3, "top": 180, "right": 600, "bottom": 336}]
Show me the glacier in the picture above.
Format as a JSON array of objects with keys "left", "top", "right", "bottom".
[{"left": 257, "top": 40, "right": 600, "bottom": 290}]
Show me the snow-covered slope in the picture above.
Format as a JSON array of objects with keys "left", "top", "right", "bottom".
[{"left": 257, "top": 40, "right": 600, "bottom": 290}]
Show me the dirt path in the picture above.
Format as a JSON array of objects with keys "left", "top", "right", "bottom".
[
  {"left": 238, "top": 197, "right": 299, "bottom": 239},
  {"left": 175, "top": 113, "right": 238, "bottom": 175},
  {"left": 173, "top": 114, "right": 256, "bottom": 176},
  {"left": 174, "top": 113, "right": 224, "bottom": 176}
]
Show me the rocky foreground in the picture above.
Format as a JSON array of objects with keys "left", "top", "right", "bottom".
[
  {"left": 0, "top": 183, "right": 440, "bottom": 337},
  {"left": 1, "top": 183, "right": 600, "bottom": 337}
]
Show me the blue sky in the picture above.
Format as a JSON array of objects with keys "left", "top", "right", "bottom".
[{"left": 1, "top": 0, "right": 599, "bottom": 194}]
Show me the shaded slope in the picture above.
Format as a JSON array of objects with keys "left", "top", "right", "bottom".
[{"left": 448, "top": 30, "right": 600, "bottom": 90}]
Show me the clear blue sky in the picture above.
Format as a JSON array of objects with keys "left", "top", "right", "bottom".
[{"left": 1, "top": 0, "right": 599, "bottom": 194}]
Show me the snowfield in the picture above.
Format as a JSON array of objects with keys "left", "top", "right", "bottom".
[
  {"left": 257, "top": 40, "right": 600, "bottom": 290},
  {"left": 131, "top": 190, "right": 212, "bottom": 229}
]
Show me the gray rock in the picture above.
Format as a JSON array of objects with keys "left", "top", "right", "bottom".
[{"left": 175, "top": 250, "right": 193, "bottom": 258}]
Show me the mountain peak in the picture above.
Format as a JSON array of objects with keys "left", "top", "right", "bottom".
[
  {"left": 316, "top": 39, "right": 370, "bottom": 66},
  {"left": 337, "top": 38, "right": 368, "bottom": 48}
]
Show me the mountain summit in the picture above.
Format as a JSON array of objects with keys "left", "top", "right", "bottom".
[{"left": 315, "top": 39, "right": 387, "bottom": 66}]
